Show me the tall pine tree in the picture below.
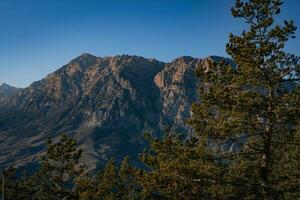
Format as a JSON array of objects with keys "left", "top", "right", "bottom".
[
  {"left": 188, "top": 0, "right": 300, "bottom": 199},
  {"left": 37, "top": 134, "right": 83, "bottom": 200}
]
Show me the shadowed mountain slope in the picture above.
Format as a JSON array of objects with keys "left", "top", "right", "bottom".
[{"left": 0, "top": 54, "right": 225, "bottom": 168}]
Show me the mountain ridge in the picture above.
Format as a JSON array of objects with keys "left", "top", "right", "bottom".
[
  {"left": 0, "top": 53, "right": 230, "bottom": 169},
  {"left": 0, "top": 83, "right": 21, "bottom": 105}
]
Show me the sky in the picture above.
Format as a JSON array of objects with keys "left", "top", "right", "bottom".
[{"left": 0, "top": 0, "right": 299, "bottom": 87}]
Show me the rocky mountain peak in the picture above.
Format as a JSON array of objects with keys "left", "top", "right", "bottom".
[
  {"left": 0, "top": 82, "right": 16, "bottom": 90},
  {"left": 172, "top": 56, "right": 195, "bottom": 65},
  {"left": 65, "top": 53, "right": 99, "bottom": 75},
  {"left": 0, "top": 83, "right": 20, "bottom": 105},
  {"left": 72, "top": 53, "right": 98, "bottom": 62},
  {"left": 0, "top": 54, "right": 232, "bottom": 169}
]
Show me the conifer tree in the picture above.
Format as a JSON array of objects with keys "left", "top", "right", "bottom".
[
  {"left": 37, "top": 134, "right": 83, "bottom": 200},
  {"left": 118, "top": 156, "right": 140, "bottom": 200},
  {"left": 75, "top": 173, "right": 97, "bottom": 200},
  {"left": 96, "top": 158, "right": 120, "bottom": 200},
  {"left": 0, "top": 167, "right": 19, "bottom": 200},
  {"left": 15, "top": 172, "right": 40, "bottom": 200},
  {"left": 188, "top": 0, "right": 300, "bottom": 199},
  {"left": 0, "top": 167, "right": 38, "bottom": 200},
  {"left": 138, "top": 133, "right": 229, "bottom": 199}
]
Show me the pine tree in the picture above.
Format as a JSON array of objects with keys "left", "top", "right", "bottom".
[
  {"left": 272, "top": 128, "right": 300, "bottom": 199},
  {"left": 37, "top": 134, "right": 83, "bottom": 200},
  {"left": 118, "top": 156, "right": 140, "bottom": 200},
  {"left": 14, "top": 172, "right": 40, "bottom": 200},
  {"left": 0, "top": 167, "right": 19, "bottom": 200},
  {"left": 75, "top": 173, "right": 97, "bottom": 200},
  {"left": 0, "top": 167, "right": 38, "bottom": 200},
  {"left": 188, "top": 0, "right": 300, "bottom": 199},
  {"left": 96, "top": 158, "right": 120, "bottom": 200},
  {"left": 138, "top": 132, "right": 230, "bottom": 199}
]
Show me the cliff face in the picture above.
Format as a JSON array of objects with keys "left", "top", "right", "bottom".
[{"left": 0, "top": 54, "right": 224, "bottom": 168}]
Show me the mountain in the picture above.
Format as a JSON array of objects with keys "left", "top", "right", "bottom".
[
  {"left": 0, "top": 83, "right": 20, "bottom": 105},
  {"left": 0, "top": 53, "right": 225, "bottom": 169}
]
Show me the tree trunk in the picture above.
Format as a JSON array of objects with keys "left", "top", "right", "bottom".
[
  {"left": 261, "top": 87, "right": 274, "bottom": 199},
  {"left": 1, "top": 170, "right": 5, "bottom": 200}
]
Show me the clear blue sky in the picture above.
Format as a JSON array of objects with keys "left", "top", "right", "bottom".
[{"left": 0, "top": 0, "right": 299, "bottom": 87}]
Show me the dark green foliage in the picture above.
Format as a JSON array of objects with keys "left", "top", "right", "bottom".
[
  {"left": 0, "top": 167, "right": 41, "bottom": 200},
  {"left": 0, "top": 136, "right": 141, "bottom": 200},
  {"left": 96, "top": 158, "right": 120, "bottom": 199},
  {"left": 271, "top": 129, "right": 300, "bottom": 199},
  {"left": 95, "top": 157, "right": 141, "bottom": 200},
  {"left": 137, "top": 0, "right": 300, "bottom": 199},
  {"left": 188, "top": 0, "right": 300, "bottom": 199},
  {"left": 36, "top": 134, "right": 83, "bottom": 200},
  {"left": 0, "top": 167, "right": 18, "bottom": 200},
  {"left": 138, "top": 132, "right": 231, "bottom": 199},
  {"left": 118, "top": 156, "right": 140, "bottom": 200},
  {"left": 74, "top": 173, "right": 97, "bottom": 200}
]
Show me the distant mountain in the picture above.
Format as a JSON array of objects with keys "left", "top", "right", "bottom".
[
  {"left": 0, "top": 83, "right": 20, "bottom": 105},
  {"left": 0, "top": 53, "right": 227, "bottom": 169}
]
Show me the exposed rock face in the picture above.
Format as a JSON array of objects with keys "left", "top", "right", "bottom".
[
  {"left": 0, "top": 83, "right": 20, "bottom": 105},
  {"left": 155, "top": 56, "right": 212, "bottom": 133},
  {"left": 0, "top": 53, "right": 226, "bottom": 168}
]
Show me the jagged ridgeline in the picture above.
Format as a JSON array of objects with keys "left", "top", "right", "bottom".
[{"left": 0, "top": 53, "right": 231, "bottom": 169}]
